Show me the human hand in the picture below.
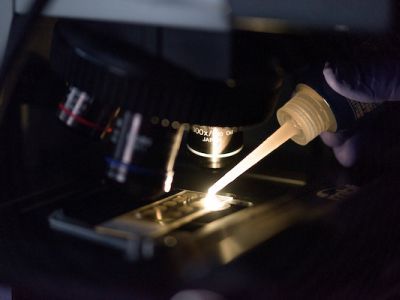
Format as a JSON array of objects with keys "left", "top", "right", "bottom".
[{"left": 320, "top": 59, "right": 400, "bottom": 168}]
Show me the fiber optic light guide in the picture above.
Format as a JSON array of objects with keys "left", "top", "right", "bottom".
[
  {"left": 207, "top": 121, "right": 300, "bottom": 195},
  {"left": 95, "top": 190, "right": 253, "bottom": 239}
]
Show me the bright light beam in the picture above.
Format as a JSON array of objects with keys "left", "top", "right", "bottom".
[
  {"left": 208, "top": 121, "right": 299, "bottom": 195},
  {"left": 202, "top": 193, "right": 231, "bottom": 211}
]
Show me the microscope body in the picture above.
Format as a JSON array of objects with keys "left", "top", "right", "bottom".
[{"left": 0, "top": 1, "right": 395, "bottom": 299}]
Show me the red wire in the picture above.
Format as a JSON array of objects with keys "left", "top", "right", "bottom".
[{"left": 58, "top": 103, "right": 103, "bottom": 131}]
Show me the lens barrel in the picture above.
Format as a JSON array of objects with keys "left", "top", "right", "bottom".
[{"left": 187, "top": 125, "right": 243, "bottom": 168}]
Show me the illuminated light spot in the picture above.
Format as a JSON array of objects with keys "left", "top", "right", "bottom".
[
  {"left": 171, "top": 121, "right": 180, "bottom": 129},
  {"left": 164, "top": 236, "right": 177, "bottom": 247},
  {"left": 150, "top": 116, "right": 159, "bottom": 124},
  {"left": 161, "top": 119, "right": 170, "bottom": 127},
  {"left": 202, "top": 193, "right": 231, "bottom": 211},
  {"left": 226, "top": 79, "right": 236, "bottom": 88},
  {"left": 155, "top": 207, "right": 163, "bottom": 221},
  {"left": 182, "top": 123, "right": 190, "bottom": 131},
  {"left": 163, "top": 173, "right": 173, "bottom": 193}
]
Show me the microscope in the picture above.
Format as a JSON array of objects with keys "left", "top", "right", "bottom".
[{"left": 0, "top": 0, "right": 395, "bottom": 298}]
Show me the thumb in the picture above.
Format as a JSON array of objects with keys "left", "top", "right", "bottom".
[{"left": 323, "top": 59, "right": 400, "bottom": 102}]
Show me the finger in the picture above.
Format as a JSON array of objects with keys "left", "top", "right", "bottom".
[
  {"left": 332, "top": 134, "right": 360, "bottom": 168},
  {"left": 323, "top": 60, "right": 400, "bottom": 102},
  {"left": 323, "top": 63, "right": 375, "bottom": 102},
  {"left": 332, "top": 103, "right": 400, "bottom": 169},
  {"left": 320, "top": 131, "right": 352, "bottom": 148}
]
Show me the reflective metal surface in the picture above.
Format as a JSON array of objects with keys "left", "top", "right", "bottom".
[
  {"left": 107, "top": 111, "right": 185, "bottom": 195},
  {"left": 187, "top": 125, "right": 243, "bottom": 168}
]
